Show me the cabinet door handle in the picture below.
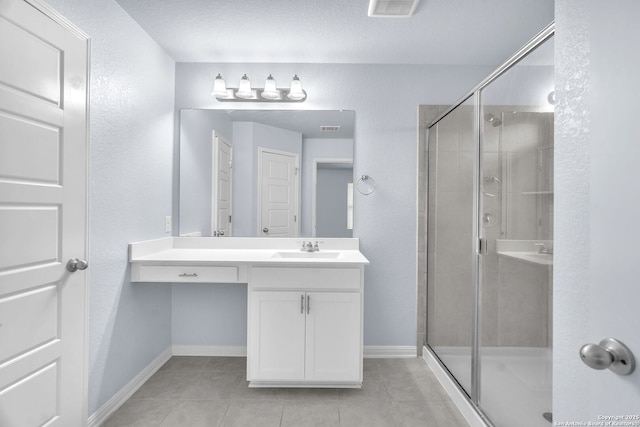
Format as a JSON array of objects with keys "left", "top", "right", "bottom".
[
  {"left": 307, "top": 295, "right": 310, "bottom": 314},
  {"left": 301, "top": 294, "right": 304, "bottom": 314}
]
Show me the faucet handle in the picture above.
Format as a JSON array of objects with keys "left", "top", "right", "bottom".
[{"left": 313, "top": 241, "right": 319, "bottom": 251}]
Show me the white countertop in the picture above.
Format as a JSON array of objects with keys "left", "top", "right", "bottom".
[{"left": 129, "top": 237, "right": 370, "bottom": 266}]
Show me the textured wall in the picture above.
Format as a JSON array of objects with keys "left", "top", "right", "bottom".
[
  {"left": 46, "top": 0, "right": 175, "bottom": 415},
  {"left": 555, "top": 0, "right": 640, "bottom": 420},
  {"left": 174, "top": 63, "right": 494, "bottom": 348}
]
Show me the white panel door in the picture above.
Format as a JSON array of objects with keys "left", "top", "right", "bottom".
[
  {"left": 562, "top": 1, "right": 640, "bottom": 420},
  {"left": 212, "top": 131, "right": 232, "bottom": 237},
  {"left": 0, "top": 1, "right": 88, "bottom": 425},
  {"left": 305, "top": 292, "right": 361, "bottom": 382},
  {"left": 259, "top": 149, "right": 298, "bottom": 237},
  {"left": 249, "top": 291, "right": 305, "bottom": 381}
]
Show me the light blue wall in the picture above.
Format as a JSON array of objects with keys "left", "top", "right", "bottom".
[
  {"left": 301, "top": 138, "right": 354, "bottom": 237},
  {"left": 47, "top": 0, "right": 175, "bottom": 415},
  {"left": 174, "top": 63, "right": 495, "bottom": 347},
  {"left": 316, "top": 167, "right": 353, "bottom": 237}
]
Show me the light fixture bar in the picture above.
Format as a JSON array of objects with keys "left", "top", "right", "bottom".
[{"left": 213, "top": 74, "right": 307, "bottom": 103}]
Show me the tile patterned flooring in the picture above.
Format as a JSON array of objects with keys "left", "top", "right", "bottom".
[{"left": 102, "top": 356, "right": 470, "bottom": 427}]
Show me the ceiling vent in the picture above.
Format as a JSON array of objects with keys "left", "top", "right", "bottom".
[
  {"left": 321, "top": 125, "right": 341, "bottom": 132},
  {"left": 368, "top": 0, "right": 421, "bottom": 17}
]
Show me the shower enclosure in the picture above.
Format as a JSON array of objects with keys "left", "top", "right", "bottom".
[{"left": 423, "top": 26, "right": 554, "bottom": 427}]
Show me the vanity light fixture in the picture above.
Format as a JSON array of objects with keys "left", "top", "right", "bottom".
[{"left": 212, "top": 74, "right": 307, "bottom": 102}]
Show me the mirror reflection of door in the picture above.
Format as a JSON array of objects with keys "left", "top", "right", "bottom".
[
  {"left": 259, "top": 148, "right": 299, "bottom": 237},
  {"left": 212, "top": 131, "right": 232, "bottom": 237}
]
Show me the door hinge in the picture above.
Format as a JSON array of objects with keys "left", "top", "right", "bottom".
[
  {"left": 294, "top": 215, "right": 297, "bottom": 222},
  {"left": 229, "top": 215, "right": 232, "bottom": 223}
]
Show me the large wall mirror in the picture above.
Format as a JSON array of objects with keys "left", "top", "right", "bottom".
[{"left": 179, "top": 109, "right": 355, "bottom": 238}]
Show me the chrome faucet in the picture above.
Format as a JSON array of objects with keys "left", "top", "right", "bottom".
[
  {"left": 300, "top": 241, "right": 319, "bottom": 252},
  {"left": 534, "top": 243, "right": 553, "bottom": 255}
]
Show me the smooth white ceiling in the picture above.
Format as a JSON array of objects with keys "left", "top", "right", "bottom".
[{"left": 114, "top": 0, "right": 554, "bottom": 65}]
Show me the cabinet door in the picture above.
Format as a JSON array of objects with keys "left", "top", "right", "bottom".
[
  {"left": 249, "top": 291, "right": 306, "bottom": 381},
  {"left": 305, "top": 292, "right": 362, "bottom": 382}
]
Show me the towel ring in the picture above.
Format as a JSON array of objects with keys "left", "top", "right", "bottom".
[{"left": 356, "top": 175, "right": 376, "bottom": 195}]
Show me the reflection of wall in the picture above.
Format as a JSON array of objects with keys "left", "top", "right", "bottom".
[
  {"left": 300, "top": 138, "right": 354, "bottom": 237},
  {"left": 317, "top": 167, "right": 353, "bottom": 237},
  {"left": 179, "top": 109, "right": 232, "bottom": 236},
  {"left": 179, "top": 111, "right": 302, "bottom": 237},
  {"left": 232, "top": 122, "right": 302, "bottom": 236}
]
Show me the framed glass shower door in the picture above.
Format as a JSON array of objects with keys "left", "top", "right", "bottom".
[
  {"left": 478, "top": 35, "right": 554, "bottom": 427},
  {"left": 426, "top": 94, "right": 478, "bottom": 396}
]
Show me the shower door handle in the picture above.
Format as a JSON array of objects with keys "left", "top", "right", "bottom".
[
  {"left": 478, "top": 238, "right": 488, "bottom": 255},
  {"left": 579, "top": 338, "right": 635, "bottom": 375}
]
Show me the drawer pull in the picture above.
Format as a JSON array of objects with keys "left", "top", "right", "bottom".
[{"left": 178, "top": 273, "right": 198, "bottom": 278}]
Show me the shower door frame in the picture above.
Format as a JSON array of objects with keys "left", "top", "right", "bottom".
[{"left": 422, "top": 22, "right": 555, "bottom": 427}]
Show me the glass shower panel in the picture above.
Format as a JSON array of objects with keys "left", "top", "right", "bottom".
[
  {"left": 426, "top": 95, "right": 476, "bottom": 396},
  {"left": 478, "top": 35, "right": 554, "bottom": 427}
]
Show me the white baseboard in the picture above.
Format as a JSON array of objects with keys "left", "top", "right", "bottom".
[
  {"left": 171, "top": 345, "right": 418, "bottom": 358},
  {"left": 422, "top": 346, "right": 488, "bottom": 427},
  {"left": 87, "top": 347, "right": 172, "bottom": 427},
  {"left": 172, "top": 345, "right": 247, "bottom": 357},
  {"left": 363, "top": 345, "right": 417, "bottom": 358}
]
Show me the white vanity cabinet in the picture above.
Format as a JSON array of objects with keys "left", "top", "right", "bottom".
[
  {"left": 247, "top": 267, "right": 363, "bottom": 388},
  {"left": 128, "top": 237, "right": 369, "bottom": 388}
]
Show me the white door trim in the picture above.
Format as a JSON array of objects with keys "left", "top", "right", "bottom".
[
  {"left": 311, "top": 158, "right": 353, "bottom": 237},
  {"left": 257, "top": 147, "right": 300, "bottom": 237}
]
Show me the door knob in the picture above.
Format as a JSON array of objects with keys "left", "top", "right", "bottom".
[
  {"left": 579, "top": 338, "right": 635, "bottom": 375},
  {"left": 66, "top": 258, "right": 89, "bottom": 272},
  {"left": 263, "top": 227, "right": 269, "bottom": 233}
]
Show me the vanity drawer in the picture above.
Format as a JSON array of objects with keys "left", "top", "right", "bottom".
[
  {"left": 250, "top": 267, "right": 361, "bottom": 290},
  {"left": 132, "top": 264, "right": 239, "bottom": 283}
]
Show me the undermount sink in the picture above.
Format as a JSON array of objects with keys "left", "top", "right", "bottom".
[{"left": 271, "top": 251, "right": 342, "bottom": 259}]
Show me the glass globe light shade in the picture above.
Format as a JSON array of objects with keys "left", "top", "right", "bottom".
[
  {"left": 287, "top": 75, "right": 305, "bottom": 100},
  {"left": 236, "top": 74, "right": 253, "bottom": 99},
  {"left": 261, "top": 74, "right": 280, "bottom": 99},
  {"left": 211, "top": 74, "right": 227, "bottom": 98}
]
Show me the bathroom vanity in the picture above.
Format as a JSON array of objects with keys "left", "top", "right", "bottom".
[{"left": 129, "top": 237, "right": 369, "bottom": 388}]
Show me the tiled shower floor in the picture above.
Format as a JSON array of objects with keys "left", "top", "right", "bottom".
[
  {"left": 434, "top": 346, "right": 552, "bottom": 427},
  {"left": 101, "top": 356, "right": 470, "bottom": 427}
]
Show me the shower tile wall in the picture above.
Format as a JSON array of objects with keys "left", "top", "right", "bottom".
[
  {"left": 426, "top": 105, "right": 475, "bottom": 348},
  {"left": 423, "top": 106, "right": 554, "bottom": 350},
  {"left": 481, "top": 110, "right": 554, "bottom": 348}
]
